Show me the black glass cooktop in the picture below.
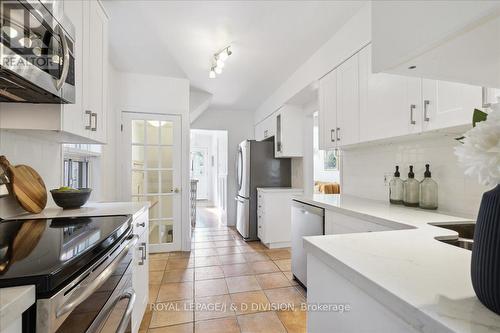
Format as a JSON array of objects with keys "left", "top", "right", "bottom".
[{"left": 0, "top": 215, "right": 131, "bottom": 297}]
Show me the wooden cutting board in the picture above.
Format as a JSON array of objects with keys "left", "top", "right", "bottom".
[{"left": 0, "top": 156, "right": 47, "bottom": 214}]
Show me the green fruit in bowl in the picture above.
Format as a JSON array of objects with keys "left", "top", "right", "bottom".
[{"left": 55, "top": 186, "right": 80, "bottom": 192}]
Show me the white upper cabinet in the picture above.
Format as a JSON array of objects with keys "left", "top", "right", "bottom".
[
  {"left": 372, "top": 1, "right": 500, "bottom": 89},
  {"left": 275, "top": 105, "right": 303, "bottom": 158},
  {"left": 0, "top": 0, "right": 108, "bottom": 144},
  {"left": 336, "top": 54, "right": 359, "bottom": 146},
  {"left": 86, "top": 0, "right": 109, "bottom": 143},
  {"left": 359, "top": 45, "right": 422, "bottom": 142},
  {"left": 320, "top": 44, "right": 484, "bottom": 148},
  {"left": 62, "top": 0, "right": 85, "bottom": 138},
  {"left": 255, "top": 115, "right": 276, "bottom": 141},
  {"left": 421, "top": 79, "right": 482, "bottom": 132},
  {"left": 318, "top": 69, "right": 338, "bottom": 150},
  {"left": 318, "top": 54, "right": 360, "bottom": 149}
]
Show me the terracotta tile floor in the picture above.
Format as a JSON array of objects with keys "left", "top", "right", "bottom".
[{"left": 141, "top": 209, "right": 307, "bottom": 332}]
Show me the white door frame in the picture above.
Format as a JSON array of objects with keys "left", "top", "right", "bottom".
[
  {"left": 191, "top": 146, "right": 209, "bottom": 200},
  {"left": 121, "top": 111, "right": 182, "bottom": 252}
]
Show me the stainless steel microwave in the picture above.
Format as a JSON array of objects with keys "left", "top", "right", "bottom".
[{"left": 0, "top": 0, "right": 76, "bottom": 103}]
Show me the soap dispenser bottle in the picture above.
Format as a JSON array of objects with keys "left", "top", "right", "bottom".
[
  {"left": 389, "top": 166, "right": 404, "bottom": 204},
  {"left": 419, "top": 164, "right": 438, "bottom": 210},
  {"left": 403, "top": 165, "right": 419, "bottom": 207}
]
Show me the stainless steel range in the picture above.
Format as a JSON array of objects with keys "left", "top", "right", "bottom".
[{"left": 0, "top": 215, "right": 137, "bottom": 333}]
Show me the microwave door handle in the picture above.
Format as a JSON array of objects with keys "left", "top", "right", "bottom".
[
  {"left": 55, "top": 234, "right": 139, "bottom": 318},
  {"left": 55, "top": 25, "right": 70, "bottom": 91}
]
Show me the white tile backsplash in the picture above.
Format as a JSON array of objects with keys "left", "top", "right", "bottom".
[
  {"left": 291, "top": 157, "right": 304, "bottom": 189},
  {"left": 0, "top": 130, "right": 62, "bottom": 218},
  {"left": 342, "top": 136, "right": 491, "bottom": 219}
]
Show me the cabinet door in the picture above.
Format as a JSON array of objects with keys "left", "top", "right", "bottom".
[
  {"left": 132, "top": 212, "right": 149, "bottom": 333},
  {"left": 62, "top": 0, "right": 85, "bottom": 137},
  {"left": 318, "top": 70, "right": 338, "bottom": 150},
  {"left": 421, "top": 79, "right": 482, "bottom": 132},
  {"left": 87, "top": 0, "right": 108, "bottom": 143},
  {"left": 359, "top": 45, "right": 422, "bottom": 142},
  {"left": 275, "top": 112, "right": 283, "bottom": 155},
  {"left": 336, "top": 54, "right": 359, "bottom": 146}
]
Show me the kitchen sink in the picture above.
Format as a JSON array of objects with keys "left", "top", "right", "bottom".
[
  {"left": 432, "top": 223, "right": 475, "bottom": 251},
  {"left": 439, "top": 238, "right": 474, "bottom": 250},
  {"left": 435, "top": 223, "right": 475, "bottom": 239}
]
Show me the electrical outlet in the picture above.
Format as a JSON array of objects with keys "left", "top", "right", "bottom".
[{"left": 383, "top": 173, "right": 393, "bottom": 186}]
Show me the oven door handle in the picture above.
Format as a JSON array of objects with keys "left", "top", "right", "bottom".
[
  {"left": 55, "top": 234, "right": 139, "bottom": 318},
  {"left": 55, "top": 24, "right": 70, "bottom": 91},
  {"left": 91, "top": 289, "right": 136, "bottom": 333}
]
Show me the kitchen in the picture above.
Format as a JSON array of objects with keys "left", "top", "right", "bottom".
[{"left": 1, "top": 1, "right": 500, "bottom": 333}]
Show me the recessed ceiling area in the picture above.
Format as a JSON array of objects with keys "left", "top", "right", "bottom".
[{"left": 103, "top": 1, "right": 365, "bottom": 111}]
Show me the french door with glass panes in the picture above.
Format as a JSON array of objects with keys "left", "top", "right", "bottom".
[{"left": 122, "top": 112, "right": 181, "bottom": 252}]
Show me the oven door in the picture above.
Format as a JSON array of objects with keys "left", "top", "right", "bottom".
[
  {"left": 37, "top": 231, "right": 139, "bottom": 333},
  {"left": 0, "top": 0, "right": 75, "bottom": 103}
]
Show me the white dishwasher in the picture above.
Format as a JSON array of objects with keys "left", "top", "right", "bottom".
[{"left": 291, "top": 200, "right": 324, "bottom": 288}]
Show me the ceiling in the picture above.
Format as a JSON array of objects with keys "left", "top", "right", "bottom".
[{"left": 103, "top": 1, "right": 365, "bottom": 111}]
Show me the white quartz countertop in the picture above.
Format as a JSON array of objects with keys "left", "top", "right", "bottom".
[
  {"left": 7, "top": 201, "right": 149, "bottom": 220},
  {"left": 257, "top": 187, "right": 303, "bottom": 193},
  {"left": 298, "top": 194, "right": 500, "bottom": 333},
  {"left": 0, "top": 285, "right": 35, "bottom": 331}
]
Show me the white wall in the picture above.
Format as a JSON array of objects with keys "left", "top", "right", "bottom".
[
  {"left": 191, "top": 108, "right": 255, "bottom": 226},
  {"left": 255, "top": 3, "right": 371, "bottom": 123},
  {"left": 342, "top": 136, "right": 490, "bottom": 219}
]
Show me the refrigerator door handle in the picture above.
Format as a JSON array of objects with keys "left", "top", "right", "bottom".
[{"left": 236, "top": 147, "right": 243, "bottom": 191}]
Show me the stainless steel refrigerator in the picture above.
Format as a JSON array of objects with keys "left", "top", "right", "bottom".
[{"left": 235, "top": 139, "right": 291, "bottom": 240}]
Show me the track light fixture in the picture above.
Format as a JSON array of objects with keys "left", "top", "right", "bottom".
[{"left": 209, "top": 45, "right": 232, "bottom": 78}]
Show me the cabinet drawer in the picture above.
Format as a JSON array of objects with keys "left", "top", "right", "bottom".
[{"left": 325, "top": 210, "right": 391, "bottom": 235}]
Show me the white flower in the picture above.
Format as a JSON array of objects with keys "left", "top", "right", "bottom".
[{"left": 455, "top": 107, "right": 500, "bottom": 186}]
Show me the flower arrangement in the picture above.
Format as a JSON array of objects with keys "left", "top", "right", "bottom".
[{"left": 455, "top": 106, "right": 500, "bottom": 186}]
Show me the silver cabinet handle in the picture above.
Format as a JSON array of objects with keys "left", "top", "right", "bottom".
[
  {"left": 85, "top": 110, "right": 92, "bottom": 130},
  {"left": 54, "top": 25, "right": 70, "bottom": 91},
  {"left": 138, "top": 243, "right": 146, "bottom": 265},
  {"left": 136, "top": 222, "right": 146, "bottom": 228},
  {"left": 142, "top": 242, "right": 147, "bottom": 260},
  {"left": 336, "top": 127, "right": 341, "bottom": 141},
  {"left": 424, "top": 100, "right": 430, "bottom": 122},
  {"left": 330, "top": 129, "right": 335, "bottom": 142},
  {"left": 91, "top": 113, "right": 97, "bottom": 131},
  {"left": 410, "top": 104, "right": 416, "bottom": 125}
]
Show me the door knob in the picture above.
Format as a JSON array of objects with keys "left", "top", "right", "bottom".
[{"left": 172, "top": 188, "right": 180, "bottom": 193}]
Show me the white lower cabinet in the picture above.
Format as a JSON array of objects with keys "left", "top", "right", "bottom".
[
  {"left": 307, "top": 254, "right": 420, "bottom": 333},
  {"left": 257, "top": 188, "right": 303, "bottom": 248},
  {"left": 324, "top": 210, "right": 392, "bottom": 235},
  {"left": 131, "top": 210, "right": 149, "bottom": 333}
]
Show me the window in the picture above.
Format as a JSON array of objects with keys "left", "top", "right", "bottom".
[{"left": 63, "top": 158, "right": 90, "bottom": 189}]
